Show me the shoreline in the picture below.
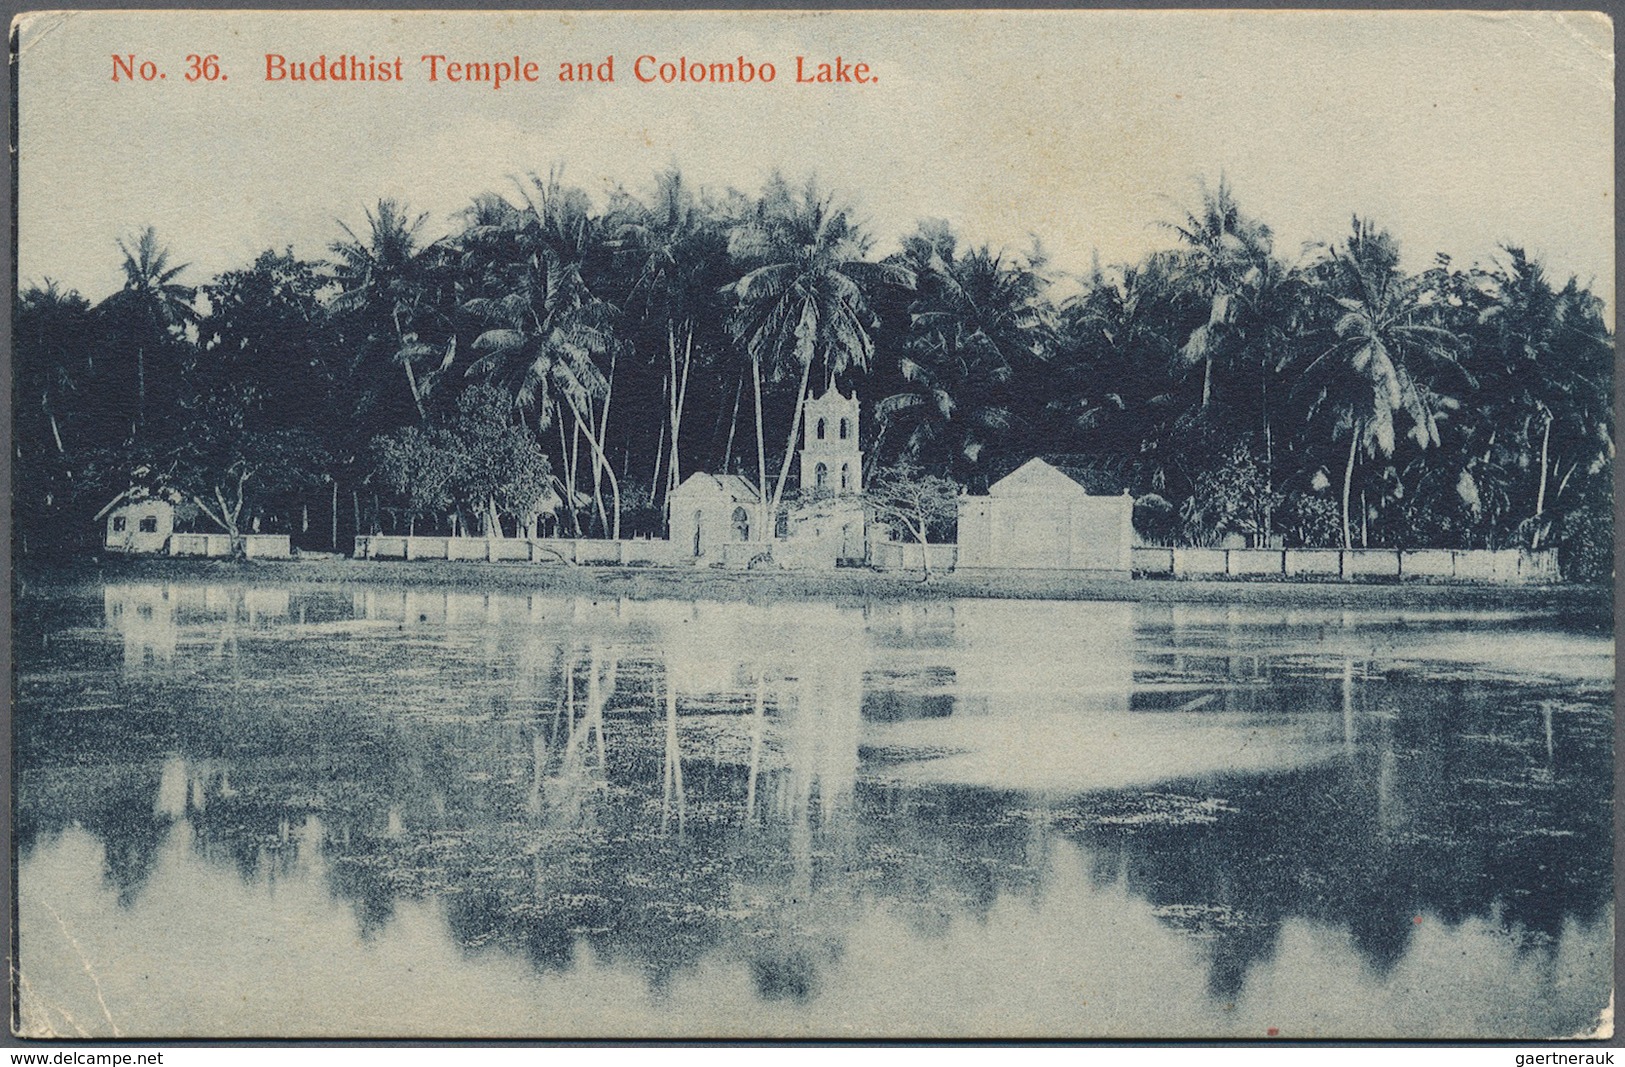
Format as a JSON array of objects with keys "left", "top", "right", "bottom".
[{"left": 18, "top": 556, "right": 1613, "bottom": 620}]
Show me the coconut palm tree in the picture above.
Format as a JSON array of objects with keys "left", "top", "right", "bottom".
[
  {"left": 1300, "top": 217, "right": 1466, "bottom": 549},
  {"left": 1046, "top": 251, "right": 1208, "bottom": 518},
  {"left": 611, "top": 169, "right": 731, "bottom": 525},
  {"left": 725, "top": 177, "right": 913, "bottom": 518},
  {"left": 16, "top": 280, "right": 91, "bottom": 455},
  {"left": 1469, "top": 248, "right": 1613, "bottom": 547},
  {"left": 96, "top": 227, "right": 194, "bottom": 439},
  {"left": 877, "top": 240, "right": 1053, "bottom": 488},
  {"left": 1164, "top": 176, "right": 1275, "bottom": 411},
  {"left": 460, "top": 175, "right": 625, "bottom": 537},
  {"left": 329, "top": 199, "right": 455, "bottom": 423}
]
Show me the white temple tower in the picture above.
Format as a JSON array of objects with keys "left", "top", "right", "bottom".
[{"left": 798, "top": 388, "right": 863, "bottom": 497}]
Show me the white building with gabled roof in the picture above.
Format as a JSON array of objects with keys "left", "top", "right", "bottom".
[
  {"left": 668, "top": 473, "right": 766, "bottom": 563},
  {"left": 97, "top": 488, "right": 177, "bottom": 555},
  {"left": 955, "top": 458, "right": 1132, "bottom": 575}
]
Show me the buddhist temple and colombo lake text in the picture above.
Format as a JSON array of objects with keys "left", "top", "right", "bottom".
[{"left": 111, "top": 53, "right": 877, "bottom": 87}]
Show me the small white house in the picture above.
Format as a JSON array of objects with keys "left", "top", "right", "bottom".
[
  {"left": 98, "top": 493, "right": 175, "bottom": 555},
  {"left": 956, "top": 458, "right": 1132, "bottom": 575},
  {"left": 668, "top": 474, "right": 765, "bottom": 562}
]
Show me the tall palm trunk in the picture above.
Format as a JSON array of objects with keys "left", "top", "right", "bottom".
[
  {"left": 392, "top": 306, "right": 427, "bottom": 420},
  {"left": 752, "top": 353, "right": 769, "bottom": 533},
  {"left": 585, "top": 349, "right": 620, "bottom": 538},
  {"left": 651, "top": 403, "right": 667, "bottom": 520},
  {"left": 562, "top": 389, "right": 622, "bottom": 540},
  {"left": 1341, "top": 426, "right": 1359, "bottom": 551},
  {"left": 557, "top": 417, "right": 580, "bottom": 537},
  {"left": 402, "top": 360, "right": 426, "bottom": 420},
  {"left": 1260, "top": 371, "right": 1274, "bottom": 544},
  {"left": 665, "top": 323, "right": 693, "bottom": 529},
  {"left": 136, "top": 345, "right": 147, "bottom": 433},
  {"left": 570, "top": 422, "right": 586, "bottom": 532},
  {"left": 767, "top": 355, "right": 816, "bottom": 517},
  {"left": 722, "top": 374, "right": 744, "bottom": 474},
  {"left": 1532, "top": 409, "right": 1552, "bottom": 548}
]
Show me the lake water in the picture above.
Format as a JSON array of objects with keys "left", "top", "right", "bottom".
[{"left": 14, "top": 578, "right": 1614, "bottom": 1039}]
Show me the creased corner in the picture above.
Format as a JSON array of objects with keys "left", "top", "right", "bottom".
[
  {"left": 1549, "top": 10, "right": 1615, "bottom": 97},
  {"left": 11, "top": 11, "right": 78, "bottom": 62}
]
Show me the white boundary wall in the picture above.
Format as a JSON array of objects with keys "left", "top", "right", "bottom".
[
  {"left": 1131, "top": 546, "right": 1558, "bottom": 584},
  {"left": 355, "top": 536, "right": 676, "bottom": 565},
  {"left": 169, "top": 533, "right": 292, "bottom": 559},
  {"left": 351, "top": 535, "right": 1559, "bottom": 584},
  {"left": 871, "top": 541, "right": 960, "bottom": 573}
]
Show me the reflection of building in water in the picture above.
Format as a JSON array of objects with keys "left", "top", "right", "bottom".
[
  {"left": 648, "top": 599, "right": 866, "bottom": 835},
  {"left": 1133, "top": 603, "right": 1339, "bottom": 718},
  {"left": 104, "top": 583, "right": 293, "bottom": 670},
  {"left": 154, "top": 755, "right": 245, "bottom": 821},
  {"left": 863, "top": 601, "right": 958, "bottom": 650},
  {"left": 354, "top": 587, "right": 497, "bottom": 629},
  {"left": 853, "top": 600, "right": 1338, "bottom": 793},
  {"left": 859, "top": 602, "right": 960, "bottom": 723},
  {"left": 951, "top": 599, "right": 1135, "bottom": 716},
  {"left": 240, "top": 588, "right": 290, "bottom": 623},
  {"left": 104, "top": 584, "right": 178, "bottom": 667},
  {"left": 26, "top": 582, "right": 1614, "bottom": 1030},
  {"left": 645, "top": 599, "right": 765, "bottom": 696},
  {"left": 776, "top": 605, "right": 864, "bottom": 823},
  {"left": 1163, "top": 604, "right": 1276, "bottom": 690}
]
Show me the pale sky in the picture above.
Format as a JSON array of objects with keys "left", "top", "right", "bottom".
[{"left": 15, "top": 9, "right": 1616, "bottom": 309}]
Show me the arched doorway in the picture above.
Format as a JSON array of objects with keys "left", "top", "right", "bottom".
[{"left": 732, "top": 506, "right": 750, "bottom": 541}]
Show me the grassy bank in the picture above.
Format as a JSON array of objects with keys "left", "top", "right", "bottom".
[{"left": 19, "top": 555, "right": 1612, "bottom": 620}]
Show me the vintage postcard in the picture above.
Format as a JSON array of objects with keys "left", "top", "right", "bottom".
[{"left": 9, "top": 8, "right": 1615, "bottom": 1041}]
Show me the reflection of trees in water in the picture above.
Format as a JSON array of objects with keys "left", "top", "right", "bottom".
[
  {"left": 15, "top": 582, "right": 1613, "bottom": 1010},
  {"left": 49, "top": 766, "right": 174, "bottom": 908},
  {"left": 1046, "top": 669, "right": 1612, "bottom": 1001},
  {"left": 18, "top": 592, "right": 994, "bottom": 990}
]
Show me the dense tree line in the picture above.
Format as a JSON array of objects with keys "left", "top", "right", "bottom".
[{"left": 14, "top": 170, "right": 1614, "bottom": 578}]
